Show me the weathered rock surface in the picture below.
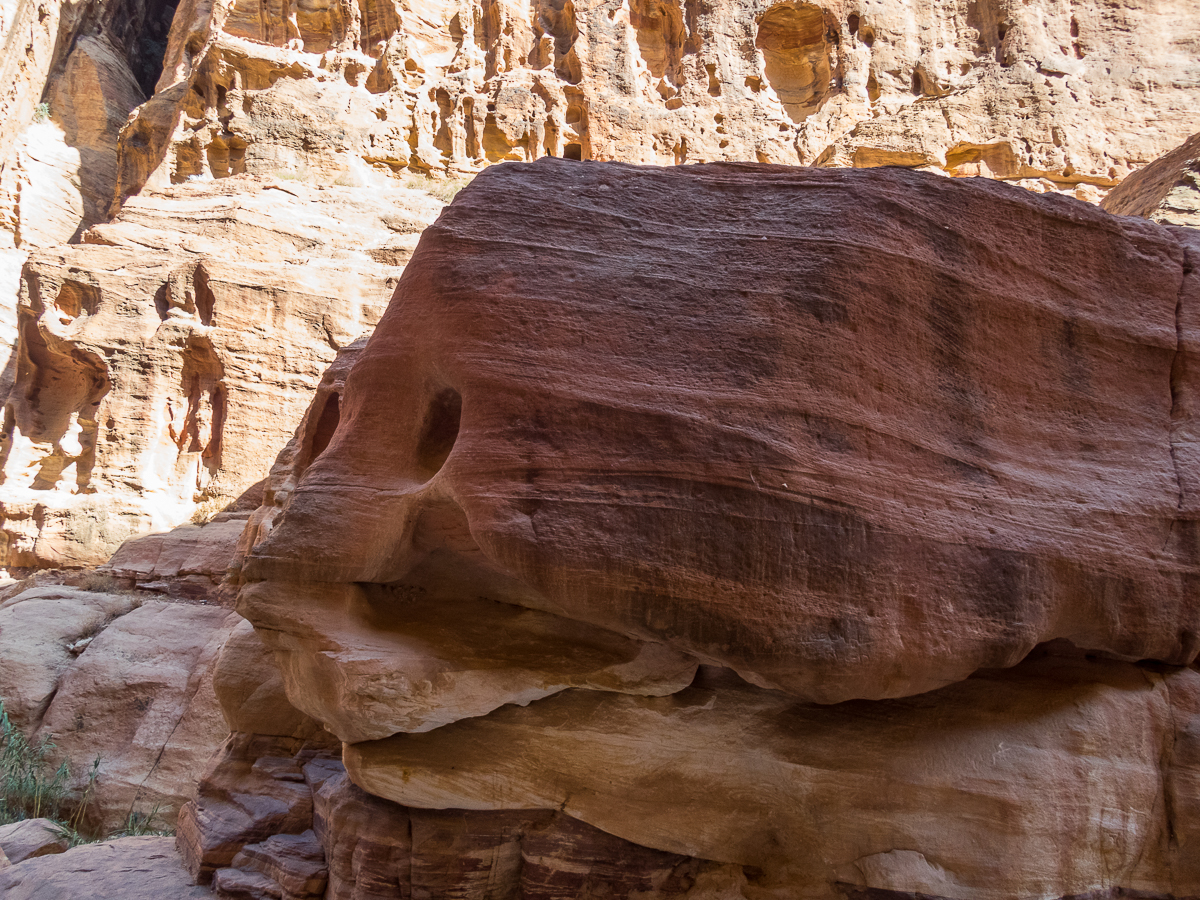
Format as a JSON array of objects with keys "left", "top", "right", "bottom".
[
  {"left": 1103, "top": 132, "right": 1200, "bottom": 229},
  {"left": 0, "top": 0, "right": 173, "bottom": 250},
  {"left": 116, "top": 0, "right": 1200, "bottom": 202},
  {"left": 0, "top": 177, "right": 442, "bottom": 567},
  {"left": 0, "top": 586, "right": 137, "bottom": 730},
  {"left": 107, "top": 515, "right": 251, "bottom": 586},
  {"left": 177, "top": 621, "right": 339, "bottom": 882},
  {"left": 229, "top": 337, "right": 366, "bottom": 581},
  {"left": 244, "top": 160, "right": 1200, "bottom": 706},
  {"left": 34, "top": 599, "right": 239, "bottom": 830},
  {"left": 220, "top": 829, "right": 328, "bottom": 899},
  {"left": 243, "top": 580, "right": 698, "bottom": 742},
  {"left": 176, "top": 735, "right": 337, "bottom": 883},
  {"left": 348, "top": 650, "right": 1200, "bottom": 898},
  {"left": 183, "top": 646, "right": 1200, "bottom": 899},
  {"left": 0, "top": 835, "right": 212, "bottom": 899},
  {"left": 0, "top": 819, "right": 69, "bottom": 863}
]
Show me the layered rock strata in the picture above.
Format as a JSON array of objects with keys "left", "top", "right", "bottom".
[
  {"left": 117, "top": 0, "right": 1200, "bottom": 201},
  {"left": 226, "top": 161, "right": 1200, "bottom": 898},
  {"left": 245, "top": 160, "right": 1200, "bottom": 702}
]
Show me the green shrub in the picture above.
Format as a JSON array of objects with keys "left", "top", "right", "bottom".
[
  {"left": 0, "top": 702, "right": 69, "bottom": 825},
  {"left": 0, "top": 702, "right": 169, "bottom": 845},
  {"left": 32, "top": 102, "right": 49, "bottom": 124}
]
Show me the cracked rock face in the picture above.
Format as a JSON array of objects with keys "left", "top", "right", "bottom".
[{"left": 231, "top": 161, "right": 1200, "bottom": 898}]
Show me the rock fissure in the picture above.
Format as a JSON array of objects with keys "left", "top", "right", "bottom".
[{"left": 1169, "top": 242, "right": 1193, "bottom": 516}]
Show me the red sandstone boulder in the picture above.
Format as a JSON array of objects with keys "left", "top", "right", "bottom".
[{"left": 243, "top": 160, "right": 1200, "bottom": 708}]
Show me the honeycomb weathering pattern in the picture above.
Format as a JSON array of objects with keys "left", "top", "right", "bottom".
[{"left": 244, "top": 159, "right": 1200, "bottom": 704}]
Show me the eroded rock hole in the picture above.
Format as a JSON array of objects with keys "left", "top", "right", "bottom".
[
  {"left": 630, "top": 0, "right": 686, "bottom": 84},
  {"left": 564, "top": 142, "right": 583, "bottom": 160},
  {"left": 308, "top": 392, "right": 340, "bottom": 462},
  {"left": 755, "top": 2, "right": 833, "bottom": 123},
  {"left": 416, "top": 388, "right": 462, "bottom": 478},
  {"left": 194, "top": 265, "right": 216, "bottom": 326},
  {"left": 53, "top": 282, "right": 100, "bottom": 321},
  {"left": 529, "top": 0, "right": 582, "bottom": 83},
  {"left": 153, "top": 284, "right": 170, "bottom": 321},
  {"left": 174, "top": 336, "right": 225, "bottom": 474}
]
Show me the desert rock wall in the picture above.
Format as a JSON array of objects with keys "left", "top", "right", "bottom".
[
  {"left": 115, "top": 0, "right": 1200, "bottom": 200},
  {"left": 0, "top": 0, "right": 1193, "bottom": 571},
  {"left": 0, "top": 177, "right": 442, "bottom": 568}
]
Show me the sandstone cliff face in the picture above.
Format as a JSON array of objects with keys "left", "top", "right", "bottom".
[
  {"left": 115, "top": 0, "right": 1200, "bottom": 203},
  {"left": 0, "top": 177, "right": 441, "bottom": 567},
  {"left": 224, "top": 162, "right": 1200, "bottom": 899}
]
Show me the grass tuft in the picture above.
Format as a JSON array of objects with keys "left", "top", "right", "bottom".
[
  {"left": 0, "top": 701, "right": 171, "bottom": 845},
  {"left": 0, "top": 702, "right": 69, "bottom": 825},
  {"left": 400, "top": 172, "right": 473, "bottom": 203}
]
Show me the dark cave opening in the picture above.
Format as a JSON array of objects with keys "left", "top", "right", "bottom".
[
  {"left": 104, "top": 0, "right": 178, "bottom": 98},
  {"left": 131, "top": 0, "right": 178, "bottom": 96}
]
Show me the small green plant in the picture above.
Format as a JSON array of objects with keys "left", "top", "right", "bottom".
[
  {"left": 32, "top": 102, "right": 49, "bottom": 124},
  {"left": 0, "top": 701, "right": 168, "bottom": 845},
  {"left": 0, "top": 702, "right": 69, "bottom": 825}
]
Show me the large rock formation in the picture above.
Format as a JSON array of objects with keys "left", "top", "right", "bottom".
[
  {"left": 223, "top": 161, "right": 1200, "bottom": 898},
  {"left": 0, "top": 836, "right": 212, "bottom": 899},
  {"left": 114, "top": 0, "right": 1200, "bottom": 202},
  {"left": 244, "top": 159, "right": 1200, "bottom": 702},
  {"left": 0, "top": 0, "right": 1196, "bottom": 570}
]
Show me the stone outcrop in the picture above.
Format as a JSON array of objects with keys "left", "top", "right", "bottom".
[
  {"left": 223, "top": 162, "right": 1200, "bottom": 898},
  {"left": 0, "top": 584, "right": 137, "bottom": 730},
  {"left": 0, "top": 177, "right": 442, "bottom": 568},
  {"left": 348, "top": 651, "right": 1200, "bottom": 899},
  {"left": 0, "top": 819, "right": 69, "bottom": 863},
  {"left": 114, "top": 0, "right": 1200, "bottom": 204},
  {"left": 37, "top": 599, "right": 239, "bottom": 830},
  {"left": 0, "top": 577, "right": 240, "bottom": 832},
  {"left": 1103, "top": 131, "right": 1200, "bottom": 229},
  {"left": 0, "top": 835, "right": 212, "bottom": 899}
]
